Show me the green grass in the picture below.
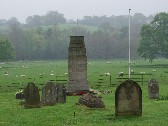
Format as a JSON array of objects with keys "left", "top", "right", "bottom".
[{"left": 0, "top": 59, "right": 168, "bottom": 126}]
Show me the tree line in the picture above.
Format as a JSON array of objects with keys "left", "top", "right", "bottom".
[{"left": 1, "top": 10, "right": 163, "bottom": 61}]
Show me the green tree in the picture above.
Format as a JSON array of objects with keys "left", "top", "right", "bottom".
[
  {"left": 44, "top": 11, "right": 66, "bottom": 26},
  {"left": 26, "top": 15, "right": 42, "bottom": 27},
  {"left": 31, "top": 27, "right": 46, "bottom": 59},
  {"left": 137, "top": 12, "right": 168, "bottom": 62},
  {"left": 0, "top": 37, "right": 14, "bottom": 61},
  {"left": 8, "top": 21, "right": 24, "bottom": 60},
  {"left": 6, "top": 17, "right": 20, "bottom": 26}
]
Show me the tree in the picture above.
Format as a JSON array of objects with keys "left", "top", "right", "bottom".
[
  {"left": 132, "top": 13, "right": 146, "bottom": 24},
  {"left": 6, "top": 17, "right": 20, "bottom": 26},
  {"left": 32, "top": 28, "right": 46, "bottom": 59},
  {"left": 44, "top": 11, "right": 66, "bottom": 25},
  {"left": 0, "top": 19, "right": 7, "bottom": 25},
  {"left": 137, "top": 12, "right": 168, "bottom": 62},
  {"left": 0, "top": 37, "right": 14, "bottom": 61},
  {"left": 8, "top": 21, "right": 24, "bottom": 60},
  {"left": 26, "top": 15, "right": 42, "bottom": 27}
]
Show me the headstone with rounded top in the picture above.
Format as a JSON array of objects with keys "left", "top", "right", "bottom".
[{"left": 115, "top": 80, "right": 142, "bottom": 116}]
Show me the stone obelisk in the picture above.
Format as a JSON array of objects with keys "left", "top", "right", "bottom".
[{"left": 67, "top": 36, "right": 89, "bottom": 93}]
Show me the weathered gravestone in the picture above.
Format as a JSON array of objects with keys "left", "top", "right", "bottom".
[
  {"left": 67, "top": 36, "right": 89, "bottom": 93},
  {"left": 115, "top": 80, "right": 142, "bottom": 116},
  {"left": 41, "top": 82, "right": 57, "bottom": 106},
  {"left": 78, "top": 93, "right": 105, "bottom": 108},
  {"left": 41, "top": 82, "right": 66, "bottom": 106},
  {"left": 24, "top": 82, "right": 41, "bottom": 108},
  {"left": 57, "top": 84, "right": 66, "bottom": 103},
  {"left": 148, "top": 79, "right": 159, "bottom": 99}
]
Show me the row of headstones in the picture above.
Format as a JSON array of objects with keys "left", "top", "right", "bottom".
[
  {"left": 18, "top": 78, "right": 159, "bottom": 116},
  {"left": 22, "top": 82, "right": 66, "bottom": 108},
  {"left": 115, "top": 79, "right": 159, "bottom": 116}
]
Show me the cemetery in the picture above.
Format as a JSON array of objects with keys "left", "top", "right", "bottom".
[
  {"left": 0, "top": 0, "right": 168, "bottom": 123},
  {"left": 0, "top": 36, "right": 168, "bottom": 126}
]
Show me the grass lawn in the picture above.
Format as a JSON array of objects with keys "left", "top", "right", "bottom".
[{"left": 0, "top": 59, "right": 168, "bottom": 126}]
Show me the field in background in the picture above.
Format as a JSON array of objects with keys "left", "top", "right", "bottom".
[
  {"left": 0, "top": 59, "right": 168, "bottom": 126},
  {"left": 0, "top": 24, "right": 98, "bottom": 33},
  {"left": 57, "top": 24, "right": 98, "bottom": 32}
]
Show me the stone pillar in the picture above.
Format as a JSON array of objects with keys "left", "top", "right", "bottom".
[
  {"left": 148, "top": 79, "right": 159, "bottom": 99},
  {"left": 67, "top": 36, "right": 89, "bottom": 93}
]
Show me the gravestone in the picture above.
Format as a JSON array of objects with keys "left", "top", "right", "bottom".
[
  {"left": 78, "top": 93, "right": 105, "bottom": 108},
  {"left": 57, "top": 84, "right": 66, "bottom": 103},
  {"left": 41, "top": 82, "right": 58, "bottom": 106},
  {"left": 67, "top": 36, "right": 89, "bottom": 93},
  {"left": 41, "top": 82, "right": 66, "bottom": 106},
  {"left": 24, "top": 82, "right": 41, "bottom": 108},
  {"left": 148, "top": 79, "right": 159, "bottom": 99},
  {"left": 115, "top": 80, "right": 142, "bottom": 116}
]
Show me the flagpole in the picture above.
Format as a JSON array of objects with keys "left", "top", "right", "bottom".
[
  {"left": 128, "top": 9, "right": 131, "bottom": 79},
  {"left": 77, "top": 19, "right": 79, "bottom": 28}
]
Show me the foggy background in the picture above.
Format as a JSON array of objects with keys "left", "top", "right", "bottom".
[
  {"left": 1, "top": 0, "right": 168, "bottom": 23},
  {"left": 0, "top": 0, "right": 168, "bottom": 60}
]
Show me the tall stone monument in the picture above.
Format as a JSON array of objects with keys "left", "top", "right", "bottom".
[{"left": 67, "top": 36, "right": 89, "bottom": 93}]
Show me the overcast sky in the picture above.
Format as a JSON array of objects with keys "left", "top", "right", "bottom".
[{"left": 0, "top": 0, "right": 168, "bottom": 23}]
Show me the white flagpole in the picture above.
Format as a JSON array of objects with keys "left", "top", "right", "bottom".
[
  {"left": 128, "top": 9, "right": 131, "bottom": 79},
  {"left": 77, "top": 19, "right": 79, "bottom": 28}
]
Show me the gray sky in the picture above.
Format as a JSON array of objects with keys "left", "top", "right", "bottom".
[{"left": 0, "top": 0, "right": 168, "bottom": 23}]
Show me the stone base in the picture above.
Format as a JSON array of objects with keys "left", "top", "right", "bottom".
[
  {"left": 24, "top": 104, "right": 41, "bottom": 109},
  {"left": 66, "top": 90, "right": 89, "bottom": 96},
  {"left": 78, "top": 93, "right": 105, "bottom": 108}
]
